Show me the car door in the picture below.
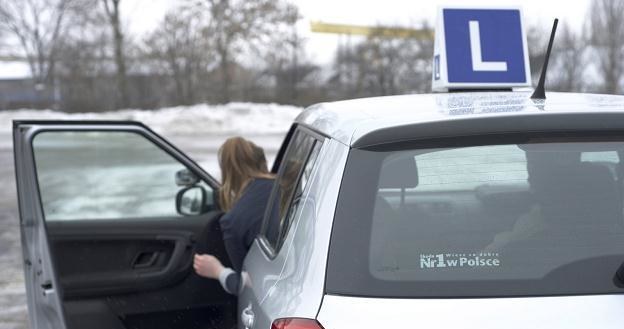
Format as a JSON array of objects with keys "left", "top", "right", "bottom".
[
  {"left": 238, "top": 126, "right": 324, "bottom": 329},
  {"left": 14, "top": 121, "right": 235, "bottom": 329}
]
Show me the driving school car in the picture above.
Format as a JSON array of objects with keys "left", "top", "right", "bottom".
[
  {"left": 15, "top": 91, "right": 624, "bottom": 329},
  {"left": 14, "top": 6, "right": 624, "bottom": 329}
]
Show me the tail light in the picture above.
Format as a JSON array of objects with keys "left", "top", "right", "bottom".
[{"left": 271, "top": 318, "right": 325, "bottom": 329}]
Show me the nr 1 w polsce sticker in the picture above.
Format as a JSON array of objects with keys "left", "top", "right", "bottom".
[{"left": 419, "top": 252, "right": 501, "bottom": 269}]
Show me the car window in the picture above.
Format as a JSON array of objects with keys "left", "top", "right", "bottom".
[
  {"left": 274, "top": 141, "right": 321, "bottom": 251},
  {"left": 581, "top": 150, "right": 619, "bottom": 163},
  {"left": 262, "top": 130, "right": 319, "bottom": 253},
  {"left": 327, "top": 140, "right": 624, "bottom": 297},
  {"left": 580, "top": 150, "right": 621, "bottom": 179},
  {"left": 411, "top": 144, "right": 527, "bottom": 191},
  {"left": 32, "top": 131, "right": 214, "bottom": 221}
]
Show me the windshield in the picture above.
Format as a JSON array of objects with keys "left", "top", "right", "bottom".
[{"left": 327, "top": 138, "right": 624, "bottom": 297}]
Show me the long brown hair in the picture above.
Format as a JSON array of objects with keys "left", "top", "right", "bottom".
[{"left": 218, "top": 137, "right": 273, "bottom": 211}]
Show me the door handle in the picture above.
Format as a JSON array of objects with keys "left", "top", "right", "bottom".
[
  {"left": 132, "top": 251, "right": 159, "bottom": 269},
  {"left": 41, "top": 280, "right": 55, "bottom": 296},
  {"left": 241, "top": 303, "right": 255, "bottom": 329}
]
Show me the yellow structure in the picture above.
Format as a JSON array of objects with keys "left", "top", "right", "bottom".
[
  {"left": 310, "top": 21, "right": 433, "bottom": 39},
  {"left": 0, "top": 55, "right": 26, "bottom": 61}
]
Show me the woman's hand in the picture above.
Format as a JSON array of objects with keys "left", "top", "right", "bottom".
[{"left": 193, "top": 254, "right": 224, "bottom": 279}]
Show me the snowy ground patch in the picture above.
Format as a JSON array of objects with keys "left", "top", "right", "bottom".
[{"left": 0, "top": 102, "right": 303, "bottom": 135}]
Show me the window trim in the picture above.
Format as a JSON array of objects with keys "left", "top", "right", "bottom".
[
  {"left": 352, "top": 112, "right": 624, "bottom": 149},
  {"left": 271, "top": 124, "right": 298, "bottom": 174},
  {"left": 29, "top": 125, "right": 220, "bottom": 222},
  {"left": 257, "top": 126, "right": 325, "bottom": 259},
  {"left": 30, "top": 125, "right": 219, "bottom": 188}
]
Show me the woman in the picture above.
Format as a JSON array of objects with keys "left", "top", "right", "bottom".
[{"left": 194, "top": 137, "right": 274, "bottom": 295}]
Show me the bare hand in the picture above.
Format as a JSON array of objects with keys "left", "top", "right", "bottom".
[{"left": 193, "top": 254, "right": 224, "bottom": 279}]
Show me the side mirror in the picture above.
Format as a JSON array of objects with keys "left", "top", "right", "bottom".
[
  {"left": 176, "top": 185, "right": 207, "bottom": 216},
  {"left": 175, "top": 168, "right": 199, "bottom": 187}
]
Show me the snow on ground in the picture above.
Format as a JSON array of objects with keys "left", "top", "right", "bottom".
[
  {"left": 0, "top": 102, "right": 303, "bottom": 135},
  {"left": 0, "top": 61, "right": 31, "bottom": 80}
]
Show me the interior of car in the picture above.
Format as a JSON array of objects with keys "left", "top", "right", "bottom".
[{"left": 372, "top": 142, "right": 624, "bottom": 280}]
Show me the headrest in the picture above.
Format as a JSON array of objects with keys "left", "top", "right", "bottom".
[
  {"left": 532, "top": 162, "right": 620, "bottom": 227},
  {"left": 530, "top": 162, "right": 615, "bottom": 204},
  {"left": 378, "top": 157, "right": 419, "bottom": 189}
]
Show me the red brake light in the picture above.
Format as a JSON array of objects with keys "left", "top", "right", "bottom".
[{"left": 271, "top": 318, "right": 325, "bottom": 329}]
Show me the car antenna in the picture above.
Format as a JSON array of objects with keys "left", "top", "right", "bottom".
[{"left": 531, "top": 18, "right": 559, "bottom": 100}]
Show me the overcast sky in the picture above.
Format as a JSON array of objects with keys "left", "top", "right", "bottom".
[
  {"left": 1, "top": 0, "right": 593, "bottom": 78},
  {"left": 125, "top": 0, "right": 591, "bottom": 63}
]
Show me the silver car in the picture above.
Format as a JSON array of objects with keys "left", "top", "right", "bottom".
[{"left": 15, "top": 91, "right": 624, "bottom": 329}]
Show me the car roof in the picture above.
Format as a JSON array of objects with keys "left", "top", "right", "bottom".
[{"left": 295, "top": 91, "right": 624, "bottom": 146}]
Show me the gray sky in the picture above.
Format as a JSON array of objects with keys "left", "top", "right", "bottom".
[
  {"left": 124, "top": 0, "right": 592, "bottom": 64},
  {"left": 1, "top": 0, "right": 592, "bottom": 78}
]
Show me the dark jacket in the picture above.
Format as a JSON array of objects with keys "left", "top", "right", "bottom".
[{"left": 218, "top": 178, "right": 273, "bottom": 294}]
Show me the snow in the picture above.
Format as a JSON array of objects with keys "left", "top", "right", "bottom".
[
  {"left": 0, "top": 61, "right": 31, "bottom": 80},
  {"left": 0, "top": 102, "right": 303, "bottom": 135}
]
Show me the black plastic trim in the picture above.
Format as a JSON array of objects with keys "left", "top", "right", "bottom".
[{"left": 353, "top": 112, "right": 624, "bottom": 149}]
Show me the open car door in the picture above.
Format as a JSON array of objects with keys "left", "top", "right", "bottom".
[{"left": 13, "top": 121, "right": 235, "bottom": 329}]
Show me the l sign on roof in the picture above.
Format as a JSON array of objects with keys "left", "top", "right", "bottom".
[{"left": 432, "top": 7, "right": 531, "bottom": 92}]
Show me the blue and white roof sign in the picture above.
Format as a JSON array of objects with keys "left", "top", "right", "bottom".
[{"left": 432, "top": 7, "right": 532, "bottom": 91}]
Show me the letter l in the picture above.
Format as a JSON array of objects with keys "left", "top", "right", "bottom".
[{"left": 469, "top": 20, "right": 508, "bottom": 71}]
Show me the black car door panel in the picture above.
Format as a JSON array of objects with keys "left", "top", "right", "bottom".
[
  {"left": 52, "top": 213, "right": 236, "bottom": 329},
  {"left": 47, "top": 215, "right": 229, "bottom": 297},
  {"left": 50, "top": 227, "right": 194, "bottom": 297}
]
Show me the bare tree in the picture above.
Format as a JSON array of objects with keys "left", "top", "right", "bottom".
[
  {"left": 256, "top": 5, "right": 316, "bottom": 103},
  {"left": 0, "top": 0, "right": 83, "bottom": 87},
  {"left": 401, "top": 21, "right": 434, "bottom": 93},
  {"left": 550, "top": 23, "right": 587, "bottom": 92},
  {"left": 0, "top": 28, "right": 7, "bottom": 52},
  {"left": 54, "top": 7, "right": 116, "bottom": 112},
  {"left": 143, "top": 10, "right": 214, "bottom": 105},
  {"left": 587, "top": 0, "right": 624, "bottom": 94},
  {"left": 526, "top": 23, "right": 549, "bottom": 85},
  {"left": 331, "top": 22, "right": 434, "bottom": 99},
  {"left": 100, "top": 0, "right": 129, "bottom": 107},
  {"left": 186, "top": 0, "right": 300, "bottom": 103},
  {"left": 356, "top": 35, "right": 402, "bottom": 96},
  {"left": 263, "top": 56, "right": 320, "bottom": 105}
]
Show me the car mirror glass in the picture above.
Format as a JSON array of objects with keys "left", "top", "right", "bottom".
[{"left": 176, "top": 185, "right": 207, "bottom": 216}]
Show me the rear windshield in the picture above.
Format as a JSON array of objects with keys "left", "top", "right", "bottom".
[{"left": 326, "top": 138, "right": 624, "bottom": 297}]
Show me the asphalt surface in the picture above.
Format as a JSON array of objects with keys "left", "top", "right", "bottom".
[{"left": 0, "top": 131, "right": 284, "bottom": 329}]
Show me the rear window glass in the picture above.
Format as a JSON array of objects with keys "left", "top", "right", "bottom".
[{"left": 327, "top": 139, "right": 624, "bottom": 297}]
